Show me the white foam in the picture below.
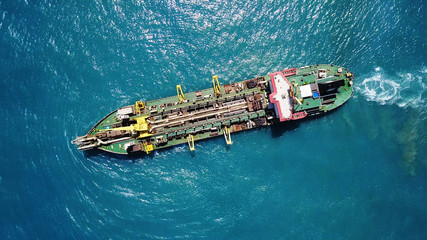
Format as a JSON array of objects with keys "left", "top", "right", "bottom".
[{"left": 358, "top": 67, "right": 426, "bottom": 110}]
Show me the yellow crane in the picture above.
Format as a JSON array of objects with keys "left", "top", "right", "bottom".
[
  {"left": 187, "top": 134, "right": 195, "bottom": 151},
  {"left": 223, "top": 127, "right": 232, "bottom": 145},
  {"left": 212, "top": 75, "right": 221, "bottom": 96},
  {"left": 176, "top": 85, "right": 185, "bottom": 103}
]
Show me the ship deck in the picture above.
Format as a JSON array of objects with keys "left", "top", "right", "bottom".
[
  {"left": 73, "top": 64, "right": 354, "bottom": 155},
  {"left": 88, "top": 76, "right": 273, "bottom": 154}
]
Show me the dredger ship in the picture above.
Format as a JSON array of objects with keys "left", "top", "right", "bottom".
[{"left": 72, "top": 64, "right": 354, "bottom": 155}]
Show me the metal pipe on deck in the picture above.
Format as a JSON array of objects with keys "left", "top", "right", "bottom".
[
  {"left": 151, "top": 100, "right": 247, "bottom": 125},
  {"left": 150, "top": 102, "right": 248, "bottom": 131}
]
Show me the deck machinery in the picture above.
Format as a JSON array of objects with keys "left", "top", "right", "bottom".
[{"left": 72, "top": 64, "right": 354, "bottom": 155}]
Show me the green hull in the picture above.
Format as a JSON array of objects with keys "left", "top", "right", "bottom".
[{"left": 72, "top": 64, "right": 354, "bottom": 155}]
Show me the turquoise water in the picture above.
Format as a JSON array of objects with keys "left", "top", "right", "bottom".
[{"left": 1, "top": 0, "right": 426, "bottom": 239}]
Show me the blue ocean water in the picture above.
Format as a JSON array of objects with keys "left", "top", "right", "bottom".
[{"left": 0, "top": 0, "right": 426, "bottom": 239}]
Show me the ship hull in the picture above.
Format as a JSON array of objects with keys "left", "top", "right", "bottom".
[{"left": 72, "top": 64, "right": 354, "bottom": 155}]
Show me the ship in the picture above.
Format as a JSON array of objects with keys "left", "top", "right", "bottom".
[{"left": 72, "top": 64, "right": 354, "bottom": 155}]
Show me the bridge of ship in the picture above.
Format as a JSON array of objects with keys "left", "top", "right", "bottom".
[{"left": 268, "top": 65, "right": 354, "bottom": 121}]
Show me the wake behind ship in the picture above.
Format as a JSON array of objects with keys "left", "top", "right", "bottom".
[{"left": 72, "top": 64, "right": 354, "bottom": 155}]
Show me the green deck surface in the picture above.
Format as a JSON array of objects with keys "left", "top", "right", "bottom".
[
  {"left": 290, "top": 65, "right": 353, "bottom": 112},
  {"left": 81, "top": 64, "right": 353, "bottom": 155}
]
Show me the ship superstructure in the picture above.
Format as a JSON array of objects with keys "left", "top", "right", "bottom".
[{"left": 72, "top": 64, "right": 354, "bottom": 155}]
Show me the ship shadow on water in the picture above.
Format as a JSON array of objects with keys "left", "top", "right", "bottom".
[
  {"left": 269, "top": 110, "right": 336, "bottom": 138},
  {"left": 269, "top": 120, "right": 300, "bottom": 138}
]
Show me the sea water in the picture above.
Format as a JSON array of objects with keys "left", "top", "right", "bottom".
[{"left": 0, "top": 0, "right": 426, "bottom": 239}]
